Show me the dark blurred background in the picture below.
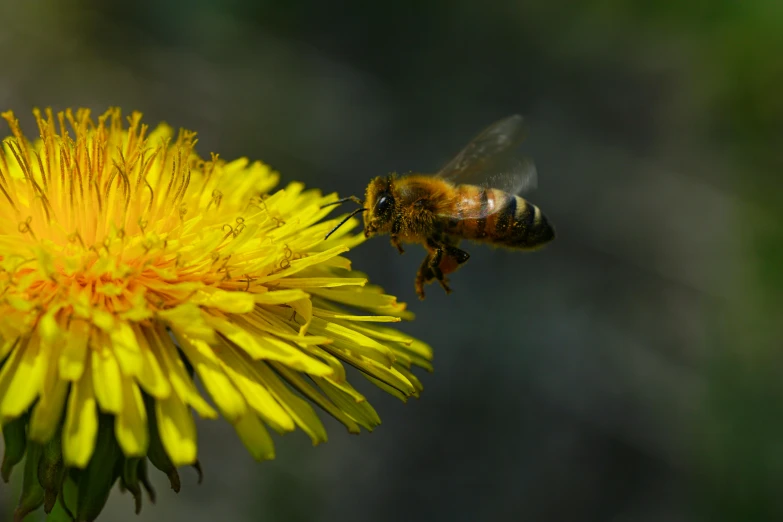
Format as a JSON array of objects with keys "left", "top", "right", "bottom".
[{"left": 2, "top": 1, "right": 782, "bottom": 521}]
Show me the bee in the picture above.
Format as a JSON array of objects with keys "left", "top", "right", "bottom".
[{"left": 324, "top": 115, "right": 555, "bottom": 299}]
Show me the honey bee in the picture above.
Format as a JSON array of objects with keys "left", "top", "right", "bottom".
[{"left": 324, "top": 115, "right": 555, "bottom": 299}]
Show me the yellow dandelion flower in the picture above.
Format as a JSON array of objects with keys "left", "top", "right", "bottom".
[{"left": 0, "top": 108, "right": 432, "bottom": 521}]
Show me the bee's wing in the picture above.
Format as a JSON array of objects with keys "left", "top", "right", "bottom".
[
  {"left": 482, "top": 156, "right": 538, "bottom": 195},
  {"left": 436, "top": 114, "right": 530, "bottom": 184},
  {"left": 439, "top": 157, "right": 538, "bottom": 220}
]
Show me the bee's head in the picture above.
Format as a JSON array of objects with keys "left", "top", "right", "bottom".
[
  {"left": 363, "top": 175, "right": 396, "bottom": 238},
  {"left": 321, "top": 175, "right": 398, "bottom": 242}
]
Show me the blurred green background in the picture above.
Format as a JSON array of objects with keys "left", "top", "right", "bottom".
[{"left": 1, "top": 0, "right": 781, "bottom": 521}]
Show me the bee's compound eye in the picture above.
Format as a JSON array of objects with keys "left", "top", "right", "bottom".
[{"left": 376, "top": 195, "right": 393, "bottom": 215}]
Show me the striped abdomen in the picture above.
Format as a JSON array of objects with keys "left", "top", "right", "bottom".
[{"left": 442, "top": 185, "right": 555, "bottom": 249}]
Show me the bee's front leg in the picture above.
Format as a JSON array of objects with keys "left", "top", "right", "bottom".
[
  {"left": 390, "top": 236, "right": 405, "bottom": 254},
  {"left": 391, "top": 218, "right": 405, "bottom": 254}
]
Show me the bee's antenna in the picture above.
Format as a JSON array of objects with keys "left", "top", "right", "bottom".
[
  {"left": 324, "top": 208, "right": 367, "bottom": 240},
  {"left": 320, "top": 195, "right": 363, "bottom": 209}
]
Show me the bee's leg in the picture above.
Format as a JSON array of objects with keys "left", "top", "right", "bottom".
[
  {"left": 441, "top": 235, "right": 469, "bottom": 264},
  {"left": 425, "top": 239, "right": 452, "bottom": 295},
  {"left": 444, "top": 245, "right": 470, "bottom": 265},
  {"left": 430, "top": 265, "right": 452, "bottom": 295},
  {"left": 390, "top": 236, "right": 405, "bottom": 255},
  {"left": 415, "top": 252, "right": 435, "bottom": 300},
  {"left": 391, "top": 218, "right": 405, "bottom": 254}
]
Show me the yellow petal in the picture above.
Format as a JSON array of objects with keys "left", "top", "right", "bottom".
[
  {"left": 28, "top": 340, "right": 69, "bottom": 443},
  {"left": 95, "top": 282, "right": 124, "bottom": 296},
  {"left": 0, "top": 336, "right": 45, "bottom": 419},
  {"left": 314, "top": 309, "right": 402, "bottom": 323},
  {"left": 156, "top": 392, "right": 197, "bottom": 466},
  {"left": 363, "top": 374, "right": 409, "bottom": 402},
  {"left": 88, "top": 255, "right": 118, "bottom": 279},
  {"left": 288, "top": 297, "right": 312, "bottom": 335},
  {"left": 110, "top": 322, "right": 143, "bottom": 376},
  {"left": 328, "top": 337, "right": 394, "bottom": 367},
  {"left": 115, "top": 378, "right": 149, "bottom": 457},
  {"left": 6, "top": 295, "right": 35, "bottom": 312},
  {"left": 34, "top": 245, "right": 56, "bottom": 279},
  {"left": 216, "top": 344, "right": 295, "bottom": 432},
  {"left": 252, "top": 362, "right": 327, "bottom": 445},
  {"left": 63, "top": 363, "right": 98, "bottom": 467},
  {"left": 234, "top": 412, "right": 275, "bottom": 461},
  {"left": 242, "top": 311, "right": 330, "bottom": 345},
  {"left": 324, "top": 345, "right": 415, "bottom": 397},
  {"left": 272, "top": 363, "right": 360, "bottom": 434},
  {"left": 134, "top": 325, "right": 171, "bottom": 399},
  {"left": 0, "top": 337, "right": 19, "bottom": 360},
  {"left": 253, "top": 246, "right": 349, "bottom": 284},
  {"left": 276, "top": 277, "right": 366, "bottom": 288},
  {"left": 309, "top": 318, "right": 394, "bottom": 366},
  {"left": 206, "top": 314, "right": 332, "bottom": 375},
  {"left": 91, "top": 347, "right": 123, "bottom": 414},
  {"left": 91, "top": 308, "right": 115, "bottom": 332},
  {"left": 38, "top": 307, "right": 62, "bottom": 343},
  {"left": 29, "top": 377, "right": 69, "bottom": 444},
  {"left": 59, "top": 319, "right": 89, "bottom": 380},
  {"left": 313, "top": 377, "right": 381, "bottom": 430},
  {"left": 157, "top": 304, "right": 215, "bottom": 341},
  {"left": 396, "top": 347, "right": 434, "bottom": 373},
  {"left": 252, "top": 289, "right": 308, "bottom": 305},
  {"left": 144, "top": 326, "right": 217, "bottom": 419},
  {"left": 339, "top": 322, "right": 413, "bottom": 344},
  {"left": 191, "top": 288, "right": 256, "bottom": 313},
  {"left": 0, "top": 343, "right": 24, "bottom": 417},
  {"left": 308, "top": 286, "right": 406, "bottom": 313},
  {"left": 332, "top": 321, "right": 433, "bottom": 370},
  {"left": 394, "top": 364, "right": 423, "bottom": 394},
  {"left": 175, "top": 332, "right": 247, "bottom": 421},
  {"left": 295, "top": 344, "right": 346, "bottom": 382},
  {"left": 118, "top": 288, "right": 154, "bottom": 322}
]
